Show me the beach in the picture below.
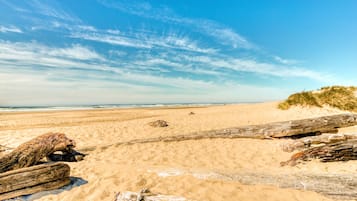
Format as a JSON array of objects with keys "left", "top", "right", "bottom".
[{"left": 1, "top": 101, "right": 357, "bottom": 201}]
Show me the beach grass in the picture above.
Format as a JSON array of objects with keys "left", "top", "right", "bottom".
[{"left": 278, "top": 86, "right": 357, "bottom": 112}]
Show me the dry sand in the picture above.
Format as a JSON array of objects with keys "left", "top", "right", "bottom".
[{"left": 1, "top": 102, "right": 357, "bottom": 201}]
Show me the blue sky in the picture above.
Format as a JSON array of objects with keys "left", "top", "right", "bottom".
[{"left": 0, "top": 0, "right": 356, "bottom": 106}]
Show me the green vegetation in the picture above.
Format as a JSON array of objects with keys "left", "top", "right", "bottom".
[{"left": 278, "top": 86, "right": 357, "bottom": 112}]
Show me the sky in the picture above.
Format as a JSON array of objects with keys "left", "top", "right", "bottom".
[{"left": 0, "top": 0, "right": 356, "bottom": 106}]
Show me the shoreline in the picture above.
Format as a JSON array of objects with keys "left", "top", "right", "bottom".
[{"left": 0, "top": 102, "right": 265, "bottom": 113}]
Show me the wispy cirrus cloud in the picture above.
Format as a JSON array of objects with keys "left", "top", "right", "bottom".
[
  {"left": 0, "top": 25, "right": 22, "bottom": 33},
  {"left": 27, "top": 0, "right": 81, "bottom": 23},
  {"left": 273, "top": 56, "right": 300, "bottom": 65},
  {"left": 98, "top": 0, "right": 253, "bottom": 49},
  {"left": 70, "top": 30, "right": 217, "bottom": 53},
  {"left": 0, "top": 41, "right": 103, "bottom": 61},
  {"left": 46, "top": 44, "right": 104, "bottom": 60},
  {"left": 177, "top": 54, "right": 329, "bottom": 81}
]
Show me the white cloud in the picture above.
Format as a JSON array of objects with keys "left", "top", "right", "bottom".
[
  {"left": 0, "top": 40, "right": 103, "bottom": 62},
  {"left": 99, "top": 0, "right": 253, "bottom": 49},
  {"left": 273, "top": 56, "right": 299, "bottom": 65},
  {"left": 78, "top": 25, "right": 97, "bottom": 31},
  {"left": 70, "top": 32, "right": 152, "bottom": 48},
  {"left": 0, "top": 68, "right": 291, "bottom": 106},
  {"left": 70, "top": 31, "right": 216, "bottom": 53},
  {"left": 0, "top": 40, "right": 339, "bottom": 106},
  {"left": 28, "top": 0, "right": 81, "bottom": 23},
  {"left": 0, "top": 25, "right": 23, "bottom": 33},
  {"left": 0, "top": 40, "right": 332, "bottom": 83},
  {"left": 177, "top": 55, "right": 331, "bottom": 81},
  {"left": 197, "top": 21, "right": 253, "bottom": 49},
  {"left": 107, "top": 29, "right": 121, "bottom": 34},
  {"left": 108, "top": 50, "right": 127, "bottom": 57},
  {"left": 47, "top": 44, "right": 104, "bottom": 60}
]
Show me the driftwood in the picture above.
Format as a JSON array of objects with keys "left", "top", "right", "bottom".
[
  {"left": 0, "top": 133, "right": 76, "bottom": 173},
  {"left": 48, "top": 148, "right": 86, "bottom": 162},
  {"left": 147, "top": 114, "right": 357, "bottom": 139},
  {"left": 282, "top": 133, "right": 357, "bottom": 152},
  {"left": 224, "top": 172, "right": 357, "bottom": 200},
  {"left": 150, "top": 168, "right": 357, "bottom": 200},
  {"left": 281, "top": 139, "right": 357, "bottom": 166},
  {"left": 0, "top": 163, "right": 70, "bottom": 200},
  {"left": 81, "top": 114, "right": 357, "bottom": 152},
  {"left": 207, "top": 113, "right": 357, "bottom": 139},
  {"left": 115, "top": 188, "right": 188, "bottom": 201},
  {"left": 148, "top": 120, "right": 169, "bottom": 127},
  {"left": 80, "top": 114, "right": 357, "bottom": 153}
]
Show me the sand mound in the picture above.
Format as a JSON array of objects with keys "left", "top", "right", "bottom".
[{"left": 278, "top": 86, "right": 357, "bottom": 112}]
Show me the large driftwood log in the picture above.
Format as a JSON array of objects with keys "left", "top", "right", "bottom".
[
  {"left": 0, "top": 162, "right": 70, "bottom": 200},
  {"left": 80, "top": 114, "right": 357, "bottom": 152},
  {"left": 150, "top": 168, "right": 357, "bottom": 200},
  {"left": 210, "top": 113, "right": 357, "bottom": 139},
  {"left": 282, "top": 133, "right": 357, "bottom": 152},
  {"left": 281, "top": 139, "right": 357, "bottom": 166},
  {"left": 0, "top": 133, "right": 76, "bottom": 173}
]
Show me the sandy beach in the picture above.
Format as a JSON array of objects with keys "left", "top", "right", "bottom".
[{"left": 1, "top": 102, "right": 357, "bottom": 201}]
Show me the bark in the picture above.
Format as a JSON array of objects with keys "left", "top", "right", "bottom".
[
  {"left": 80, "top": 114, "right": 357, "bottom": 153},
  {"left": 281, "top": 133, "right": 357, "bottom": 152},
  {"left": 281, "top": 139, "right": 357, "bottom": 166},
  {"left": 210, "top": 113, "right": 357, "bottom": 139},
  {"left": 0, "top": 133, "right": 76, "bottom": 173},
  {"left": 209, "top": 171, "right": 357, "bottom": 200},
  {"left": 149, "top": 168, "right": 357, "bottom": 200},
  {"left": 0, "top": 163, "right": 70, "bottom": 200}
]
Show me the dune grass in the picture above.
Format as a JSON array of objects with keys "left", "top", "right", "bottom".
[{"left": 278, "top": 86, "right": 357, "bottom": 112}]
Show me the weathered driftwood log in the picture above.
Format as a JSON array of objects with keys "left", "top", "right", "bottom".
[
  {"left": 281, "top": 139, "right": 357, "bottom": 166},
  {"left": 0, "top": 162, "right": 70, "bottom": 200},
  {"left": 79, "top": 114, "right": 357, "bottom": 152},
  {"left": 150, "top": 114, "right": 357, "bottom": 140},
  {"left": 150, "top": 168, "right": 357, "bottom": 200},
  {"left": 115, "top": 188, "right": 188, "bottom": 201},
  {"left": 210, "top": 113, "right": 357, "bottom": 139},
  {"left": 282, "top": 133, "right": 357, "bottom": 152},
  {"left": 0, "top": 133, "right": 76, "bottom": 173}
]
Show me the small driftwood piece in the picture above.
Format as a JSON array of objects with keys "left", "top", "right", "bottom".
[
  {"left": 0, "top": 132, "right": 77, "bottom": 173},
  {"left": 114, "top": 188, "right": 188, "bottom": 201},
  {"left": 281, "top": 139, "right": 357, "bottom": 166},
  {"left": 282, "top": 133, "right": 357, "bottom": 152},
  {"left": 148, "top": 120, "right": 169, "bottom": 127},
  {"left": 0, "top": 162, "right": 70, "bottom": 200},
  {"left": 48, "top": 148, "right": 86, "bottom": 162}
]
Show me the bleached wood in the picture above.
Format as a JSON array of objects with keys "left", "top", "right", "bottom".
[
  {"left": 282, "top": 139, "right": 357, "bottom": 166},
  {"left": 282, "top": 133, "right": 357, "bottom": 152},
  {"left": 0, "top": 163, "right": 70, "bottom": 200},
  {"left": 0, "top": 133, "right": 76, "bottom": 173}
]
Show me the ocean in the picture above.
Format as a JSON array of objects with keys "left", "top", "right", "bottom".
[{"left": 0, "top": 103, "right": 230, "bottom": 112}]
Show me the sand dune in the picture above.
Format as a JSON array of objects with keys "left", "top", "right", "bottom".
[{"left": 1, "top": 102, "right": 357, "bottom": 201}]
